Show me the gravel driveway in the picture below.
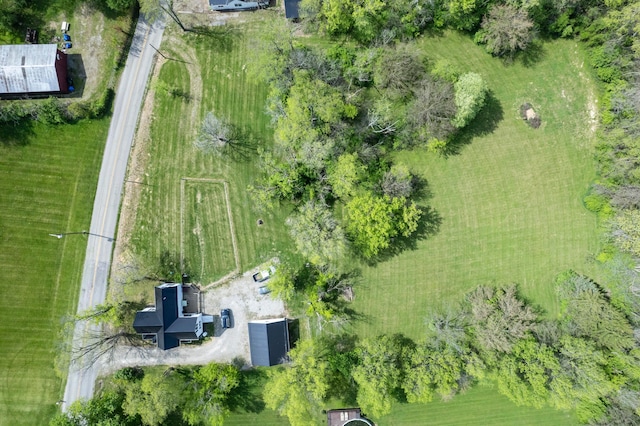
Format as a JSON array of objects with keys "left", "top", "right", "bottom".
[{"left": 104, "top": 268, "right": 286, "bottom": 373}]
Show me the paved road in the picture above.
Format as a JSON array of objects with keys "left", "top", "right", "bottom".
[{"left": 62, "top": 15, "right": 165, "bottom": 411}]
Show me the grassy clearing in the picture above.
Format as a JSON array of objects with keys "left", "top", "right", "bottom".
[
  {"left": 128, "top": 20, "right": 294, "bottom": 286},
  {"left": 128, "top": 20, "right": 596, "bottom": 426},
  {"left": 182, "top": 180, "right": 237, "bottom": 282},
  {"left": 352, "top": 33, "right": 599, "bottom": 342},
  {"left": 0, "top": 119, "right": 108, "bottom": 425}
]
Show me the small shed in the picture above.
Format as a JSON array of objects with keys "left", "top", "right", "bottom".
[
  {"left": 248, "top": 318, "right": 291, "bottom": 366},
  {"left": 327, "top": 408, "right": 373, "bottom": 426}
]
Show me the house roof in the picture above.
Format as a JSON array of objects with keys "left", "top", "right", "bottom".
[
  {"left": 284, "top": 0, "right": 300, "bottom": 18},
  {"left": 0, "top": 44, "right": 66, "bottom": 94},
  {"left": 248, "top": 318, "right": 290, "bottom": 366},
  {"left": 133, "top": 284, "right": 201, "bottom": 350}
]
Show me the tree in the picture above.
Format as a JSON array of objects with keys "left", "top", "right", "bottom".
[
  {"left": 476, "top": 4, "right": 535, "bottom": 58},
  {"left": 465, "top": 285, "right": 538, "bottom": 356},
  {"left": 182, "top": 363, "right": 239, "bottom": 426},
  {"left": 408, "top": 77, "right": 457, "bottom": 141},
  {"left": 123, "top": 372, "right": 182, "bottom": 425},
  {"left": 452, "top": 72, "right": 488, "bottom": 128},
  {"left": 549, "top": 336, "right": 616, "bottom": 422},
  {"left": 346, "top": 193, "right": 422, "bottom": 259},
  {"left": 352, "top": 335, "right": 407, "bottom": 418},
  {"left": 328, "top": 153, "right": 366, "bottom": 200},
  {"left": 139, "top": 0, "right": 190, "bottom": 32},
  {"left": 381, "top": 164, "right": 416, "bottom": 199},
  {"left": 556, "top": 272, "right": 635, "bottom": 351},
  {"left": 374, "top": 48, "right": 426, "bottom": 100},
  {"left": 106, "top": 0, "right": 136, "bottom": 12},
  {"left": 50, "top": 390, "right": 137, "bottom": 426},
  {"left": 264, "top": 339, "right": 330, "bottom": 426},
  {"left": 495, "top": 338, "right": 560, "bottom": 408},
  {"left": 194, "top": 112, "right": 236, "bottom": 156},
  {"left": 403, "top": 343, "right": 468, "bottom": 403},
  {"left": 286, "top": 201, "right": 348, "bottom": 265},
  {"left": 611, "top": 209, "right": 640, "bottom": 258}
]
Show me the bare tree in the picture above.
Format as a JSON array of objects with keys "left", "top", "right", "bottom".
[
  {"left": 409, "top": 77, "right": 457, "bottom": 141},
  {"left": 381, "top": 164, "right": 416, "bottom": 199},
  {"left": 194, "top": 112, "right": 235, "bottom": 156},
  {"left": 477, "top": 4, "right": 535, "bottom": 58}
]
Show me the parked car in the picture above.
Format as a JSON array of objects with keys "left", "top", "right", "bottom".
[
  {"left": 259, "top": 286, "right": 270, "bottom": 295},
  {"left": 252, "top": 265, "right": 276, "bottom": 282},
  {"left": 221, "top": 309, "right": 231, "bottom": 329}
]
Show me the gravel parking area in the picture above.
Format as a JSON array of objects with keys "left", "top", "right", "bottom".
[{"left": 104, "top": 267, "right": 286, "bottom": 372}]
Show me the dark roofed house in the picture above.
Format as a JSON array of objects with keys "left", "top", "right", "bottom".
[
  {"left": 248, "top": 318, "right": 291, "bottom": 366},
  {"left": 0, "top": 44, "right": 69, "bottom": 98},
  {"left": 284, "top": 0, "right": 301, "bottom": 19},
  {"left": 133, "top": 283, "right": 205, "bottom": 350}
]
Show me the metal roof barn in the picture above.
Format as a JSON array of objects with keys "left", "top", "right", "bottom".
[{"left": 0, "top": 44, "right": 68, "bottom": 97}]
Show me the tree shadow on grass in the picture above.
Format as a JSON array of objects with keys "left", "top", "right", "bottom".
[
  {"left": 189, "top": 25, "right": 241, "bottom": 53},
  {"left": 227, "top": 369, "right": 268, "bottom": 414},
  {"left": 227, "top": 128, "right": 260, "bottom": 163},
  {"left": 443, "top": 90, "right": 504, "bottom": 157},
  {"left": 0, "top": 121, "right": 35, "bottom": 146}
]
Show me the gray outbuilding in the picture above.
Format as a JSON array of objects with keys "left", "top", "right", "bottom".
[{"left": 248, "top": 318, "right": 291, "bottom": 366}]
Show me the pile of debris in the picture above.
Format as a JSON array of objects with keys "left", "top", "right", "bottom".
[{"left": 520, "top": 102, "right": 541, "bottom": 129}]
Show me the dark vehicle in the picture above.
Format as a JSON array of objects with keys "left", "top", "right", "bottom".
[
  {"left": 259, "top": 286, "right": 270, "bottom": 295},
  {"left": 221, "top": 309, "right": 232, "bottom": 329}
]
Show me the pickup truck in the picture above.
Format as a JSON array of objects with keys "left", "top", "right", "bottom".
[{"left": 252, "top": 265, "right": 276, "bottom": 282}]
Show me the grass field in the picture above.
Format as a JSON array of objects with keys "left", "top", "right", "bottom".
[
  {"left": 128, "top": 21, "right": 294, "bottom": 286},
  {"left": 0, "top": 120, "right": 108, "bottom": 425},
  {"left": 127, "top": 19, "right": 599, "bottom": 426},
  {"left": 351, "top": 32, "right": 600, "bottom": 341},
  {"left": 182, "top": 179, "right": 238, "bottom": 282}
]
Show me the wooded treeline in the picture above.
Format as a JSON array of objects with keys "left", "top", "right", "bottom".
[{"left": 265, "top": 276, "right": 640, "bottom": 425}]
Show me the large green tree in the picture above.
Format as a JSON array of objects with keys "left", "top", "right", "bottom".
[
  {"left": 476, "top": 4, "right": 536, "bottom": 57},
  {"left": 352, "top": 335, "right": 407, "bottom": 418},
  {"left": 345, "top": 193, "right": 421, "bottom": 259},
  {"left": 182, "top": 363, "right": 239, "bottom": 426},
  {"left": 264, "top": 339, "right": 330, "bottom": 426}
]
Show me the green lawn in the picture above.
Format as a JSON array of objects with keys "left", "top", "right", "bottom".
[
  {"left": 182, "top": 180, "right": 237, "bottom": 282},
  {"left": 352, "top": 33, "right": 599, "bottom": 341},
  {"left": 0, "top": 120, "right": 108, "bottom": 425},
  {"left": 128, "top": 22, "right": 294, "bottom": 285},
  {"left": 128, "top": 21, "right": 598, "bottom": 426}
]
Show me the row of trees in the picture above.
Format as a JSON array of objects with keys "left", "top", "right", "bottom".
[
  {"left": 264, "top": 277, "right": 640, "bottom": 425},
  {"left": 50, "top": 363, "right": 240, "bottom": 426}
]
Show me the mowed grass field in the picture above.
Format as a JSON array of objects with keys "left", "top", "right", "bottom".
[
  {"left": 130, "top": 19, "right": 596, "bottom": 426},
  {"left": 0, "top": 120, "right": 107, "bottom": 425},
  {"left": 352, "top": 33, "right": 599, "bottom": 342},
  {"left": 129, "top": 19, "right": 294, "bottom": 287},
  {"left": 182, "top": 180, "right": 237, "bottom": 282}
]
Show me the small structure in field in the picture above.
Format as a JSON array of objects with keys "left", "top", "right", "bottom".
[
  {"left": 520, "top": 102, "right": 541, "bottom": 128},
  {"left": 327, "top": 408, "right": 374, "bottom": 426},
  {"left": 284, "top": 0, "right": 301, "bottom": 18},
  {"left": 0, "top": 44, "right": 69, "bottom": 98}
]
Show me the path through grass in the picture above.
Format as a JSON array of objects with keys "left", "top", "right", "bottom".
[{"left": 0, "top": 120, "right": 107, "bottom": 425}]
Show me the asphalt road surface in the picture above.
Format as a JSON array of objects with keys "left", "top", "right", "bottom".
[{"left": 61, "top": 15, "right": 165, "bottom": 411}]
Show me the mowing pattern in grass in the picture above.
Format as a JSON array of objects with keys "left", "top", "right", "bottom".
[
  {"left": 352, "top": 33, "right": 599, "bottom": 341},
  {"left": 129, "top": 21, "right": 295, "bottom": 286},
  {"left": 181, "top": 179, "right": 238, "bottom": 283},
  {"left": 378, "top": 385, "right": 576, "bottom": 425},
  {"left": 0, "top": 120, "right": 107, "bottom": 425}
]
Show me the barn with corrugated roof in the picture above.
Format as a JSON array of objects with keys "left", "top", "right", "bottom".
[{"left": 0, "top": 44, "right": 69, "bottom": 98}]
